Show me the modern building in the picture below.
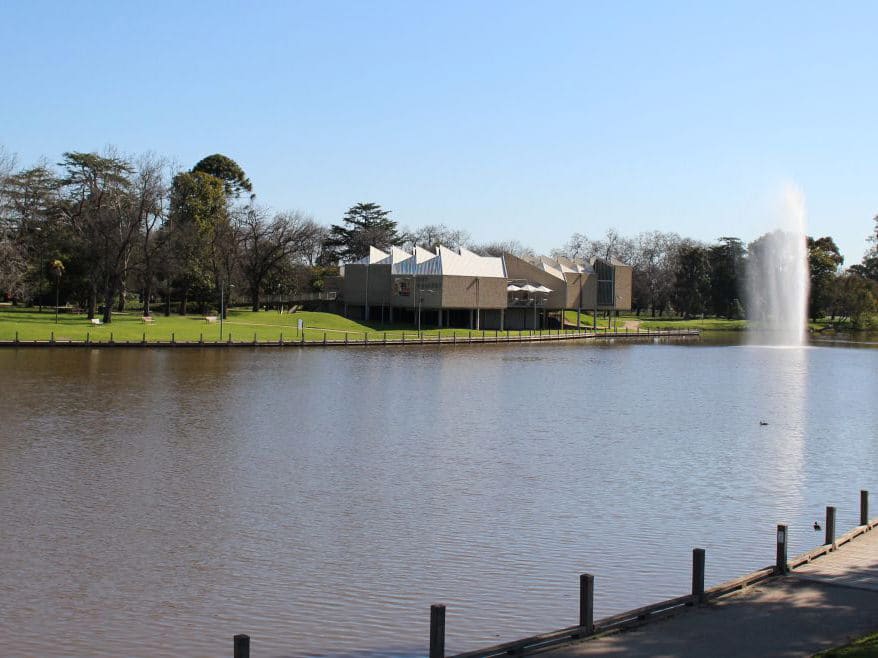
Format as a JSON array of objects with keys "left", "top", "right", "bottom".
[{"left": 339, "top": 245, "right": 632, "bottom": 330}]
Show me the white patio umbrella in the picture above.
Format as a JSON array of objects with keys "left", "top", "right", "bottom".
[
  {"left": 506, "top": 284, "right": 522, "bottom": 292},
  {"left": 520, "top": 284, "right": 539, "bottom": 293},
  {"left": 535, "top": 285, "right": 553, "bottom": 293}
]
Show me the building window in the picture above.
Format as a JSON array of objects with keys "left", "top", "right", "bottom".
[
  {"left": 395, "top": 279, "right": 411, "bottom": 297},
  {"left": 596, "top": 260, "right": 614, "bottom": 306}
]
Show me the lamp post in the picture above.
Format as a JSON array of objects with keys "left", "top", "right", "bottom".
[
  {"left": 49, "top": 259, "right": 64, "bottom": 324},
  {"left": 220, "top": 282, "right": 235, "bottom": 340},
  {"left": 35, "top": 227, "right": 44, "bottom": 311}
]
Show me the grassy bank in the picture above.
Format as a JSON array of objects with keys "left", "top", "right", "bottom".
[
  {"left": 0, "top": 307, "right": 602, "bottom": 344},
  {"left": 815, "top": 631, "right": 878, "bottom": 657}
]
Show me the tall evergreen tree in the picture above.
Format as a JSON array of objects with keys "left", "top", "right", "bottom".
[{"left": 324, "top": 202, "right": 402, "bottom": 261}]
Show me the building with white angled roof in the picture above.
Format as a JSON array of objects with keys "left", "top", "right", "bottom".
[{"left": 339, "top": 245, "right": 631, "bottom": 329}]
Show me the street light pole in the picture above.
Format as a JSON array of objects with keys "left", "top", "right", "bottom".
[{"left": 220, "top": 281, "right": 224, "bottom": 340}]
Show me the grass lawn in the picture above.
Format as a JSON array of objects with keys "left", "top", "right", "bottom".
[
  {"left": 0, "top": 306, "right": 594, "bottom": 344},
  {"left": 638, "top": 316, "right": 748, "bottom": 331},
  {"left": 562, "top": 310, "right": 747, "bottom": 332},
  {"left": 815, "top": 631, "right": 878, "bottom": 657}
]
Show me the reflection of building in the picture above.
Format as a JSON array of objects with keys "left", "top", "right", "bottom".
[{"left": 339, "top": 245, "right": 632, "bottom": 330}]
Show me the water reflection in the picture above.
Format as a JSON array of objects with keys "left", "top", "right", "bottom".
[{"left": 0, "top": 342, "right": 876, "bottom": 657}]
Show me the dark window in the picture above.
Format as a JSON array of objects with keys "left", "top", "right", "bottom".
[{"left": 596, "top": 260, "right": 615, "bottom": 306}]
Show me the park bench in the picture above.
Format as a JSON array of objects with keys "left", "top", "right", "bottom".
[
  {"left": 90, "top": 318, "right": 102, "bottom": 326},
  {"left": 203, "top": 316, "right": 218, "bottom": 323}
]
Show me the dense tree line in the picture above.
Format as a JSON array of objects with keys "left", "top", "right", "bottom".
[
  {"left": 0, "top": 148, "right": 328, "bottom": 322},
  {"left": 2, "top": 144, "right": 877, "bottom": 326}
]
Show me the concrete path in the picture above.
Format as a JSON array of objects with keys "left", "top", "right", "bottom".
[{"left": 543, "top": 528, "right": 878, "bottom": 658}]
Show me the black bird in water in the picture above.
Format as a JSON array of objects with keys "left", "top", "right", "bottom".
[
  {"left": 760, "top": 421, "right": 769, "bottom": 426},
  {"left": 814, "top": 521, "right": 822, "bottom": 531}
]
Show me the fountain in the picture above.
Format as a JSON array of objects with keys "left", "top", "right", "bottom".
[{"left": 746, "top": 183, "right": 810, "bottom": 346}]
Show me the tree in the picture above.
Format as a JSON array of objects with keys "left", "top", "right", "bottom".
[
  {"left": 324, "top": 202, "right": 402, "bottom": 261},
  {"left": 851, "top": 214, "right": 878, "bottom": 282},
  {"left": 469, "top": 239, "right": 535, "bottom": 259},
  {"left": 130, "top": 155, "right": 168, "bottom": 317},
  {"left": 833, "top": 273, "right": 877, "bottom": 328},
  {"left": 672, "top": 241, "right": 711, "bottom": 318},
  {"left": 406, "top": 223, "right": 471, "bottom": 251},
  {"left": 192, "top": 154, "right": 252, "bottom": 198},
  {"left": 167, "top": 170, "right": 227, "bottom": 315},
  {"left": 627, "top": 231, "right": 681, "bottom": 316},
  {"left": 707, "top": 237, "right": 746, "bottom": 318},
  {"left": 57, "top": 151, "right": 137, "bottom": 323},
  {"left": 238, "top": 207, "right": 318, "bottom": 311},
  {"left": 807, "top": 236, "right": 843, "bottom": 321},
  {"left": 1, "top": 163, "right": 60, "bottom": 305}
]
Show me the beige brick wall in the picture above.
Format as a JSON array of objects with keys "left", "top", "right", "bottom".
[{"left": 441, "top": 275, "right": 507, "bottom": 309}]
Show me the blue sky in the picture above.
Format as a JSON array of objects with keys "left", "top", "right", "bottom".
[{"left": 2, "top": 1, "right": 876, "bottom": 263}]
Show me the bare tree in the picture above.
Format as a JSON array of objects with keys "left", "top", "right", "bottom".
[
  {"left": 405, "top": 223, "right": 471, "bottom": 251},
  {"left": 130, "top": 154, "right": 169, "bottom": 317},
  {"left": 469, "top": 239, "right": 535, "bottom": 259},
  {"left": 238, "top": 207, "right": 319, "bottom": 311}
]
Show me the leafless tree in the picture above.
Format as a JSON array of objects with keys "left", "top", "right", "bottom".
[{"left": 238, "top": 207, "right": 320, "bottom": 311}]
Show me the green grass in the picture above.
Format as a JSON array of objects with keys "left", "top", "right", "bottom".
[
  {"left": 815, "top": 631, "right": 878, "bottom": 657},
  {"left": 561, "top": 310, "right": 747, "bottom": 332},
  {"left": 0, "top": 306, "right": 595, "bottom": 344},
  {"left": 638, "top": 317, "right": 748, "bottom": 331}
]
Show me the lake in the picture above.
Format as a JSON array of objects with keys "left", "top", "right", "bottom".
[{"left": 1, "top": 336, "right": 876, "bottom": 657}]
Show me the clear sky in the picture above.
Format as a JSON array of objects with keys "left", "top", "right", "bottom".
[{"left": 2, "top": 1, "right": 876, "bottom": 263}]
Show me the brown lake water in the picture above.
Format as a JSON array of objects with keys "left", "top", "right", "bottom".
[{"left": 1, "top": 338, "right": 877, "bottom": 657}]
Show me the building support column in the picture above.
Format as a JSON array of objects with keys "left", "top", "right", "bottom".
[
  {"left": 438, "top": 308, "right": 443, "bottom": 328},
  {"left": 500, "top": 309, "right": 505, "bottom": 332}
]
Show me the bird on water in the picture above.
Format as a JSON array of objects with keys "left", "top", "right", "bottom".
[
  {"left": 814, "top": 521, "right": 821, "bottom": 531},
  {"left": 760, "top": 421, "right": 769, "bottom": 426}
]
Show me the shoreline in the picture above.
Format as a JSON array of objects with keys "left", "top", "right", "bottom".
[{"left": 0, "top": 328, "right": 700, "bottom": 348}]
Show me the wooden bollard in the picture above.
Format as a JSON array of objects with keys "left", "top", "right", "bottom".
[
  {"left": 825, "top": 506, "right": 836, "bottom": 546},
  {"left": 384, "top": 332, "right": 387, "bottom": 344},
  {"left": 199, "top": 332, "right": 204, "bottom": 344},
  {"left": 279, "top": 332, "right": 283, "bottom": 345},
  {"left": 430, "top": 603, "right": 445, "bottom": 658},
  {"left": 228, "top": 332, "right": 232, "bottom": 344},
  {"left": 142, "top": 332, "right": 146, "bottom": 344},
  {"left": 50, "top": 331, "right": 54, "bottom": 344},
  {"left": 345, "top": 333, "right": 349, "bottom": 345},
  {"left": 323, "top": 332, "right": 327, "bottom": 345},
  {"left": 14, "top": 330, "right": 18, "bottom": 343},
  {"left": 233, "top": 634, "right": 250, "bottom": 658},
  {"left": 109, "top": 332, "right": 114, "bottom": 344},
  {"left": 579, "top": 573, "right": 594, "bottom": 634},
  {"left": 861, "top": 490, "right": 869, "bottom": 526},
  {"left": 253, "top": 332, "right": 257, "bottom": 345},
  {"left": 171, "top": 332, "right": 175, "bottom": 344},
  {"left": 776, "top": 524, "right": 788, "bottom": 574},
  {"left": 364, "top": 333, "right": 368, "bottom": 345},
  {"left": 692, "top": 548, "right": 705, "bottom": 603},
  {"left": 86, "top": 332, "right": 90, "bottom": 345}
]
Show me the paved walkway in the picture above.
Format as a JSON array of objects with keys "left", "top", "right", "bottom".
[{"left": 544, "top": 528, "right": 878, "bottom": 658}]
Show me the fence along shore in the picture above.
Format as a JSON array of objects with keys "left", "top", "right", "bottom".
[{"left": 0, "top": 327, "right": 699, "bottom": 348}]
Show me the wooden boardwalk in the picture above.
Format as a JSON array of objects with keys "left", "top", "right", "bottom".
[{"left": 540, "top": 525, "right": 878, "bottom": 658}]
